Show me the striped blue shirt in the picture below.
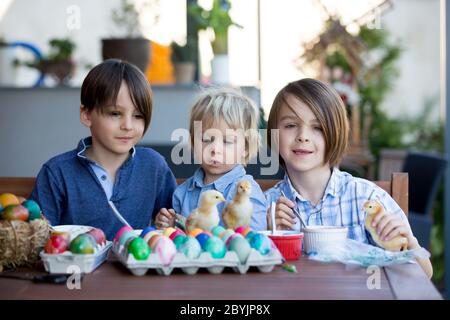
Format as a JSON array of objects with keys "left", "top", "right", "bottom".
[
  {"left": 264, "top": 168, "right": 411, "bottom": 244},
  {"left": 173, "top": 165, "right": 268, "bottom": 231}
]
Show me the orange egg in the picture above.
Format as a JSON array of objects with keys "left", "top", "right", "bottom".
[
  {"left": 0, "top": 193, "right": 20, "bottom": 208},
  {"left": 188, "top": 228, "right": 203, "bottom": 237},
  {"left": 147, "top": 234, "right": 162, "bottom": 249}
]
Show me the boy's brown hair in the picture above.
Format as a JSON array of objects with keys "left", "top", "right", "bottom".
[
  {"left": 267, "top": 78, "right": 349, "bottom": 167},
  {"left": 80, "top": 59, "right": 153, "bottom": 133}
]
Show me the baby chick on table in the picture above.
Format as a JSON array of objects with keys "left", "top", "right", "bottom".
[
  {"left": 186, "top": 190, "right": 225, "bottom": 233},
  {"left": 363, "top": 200, "right": 408, "bottom": 251},
  {"left": 222, "top": 180, "right": 253, "bottom": 230}
]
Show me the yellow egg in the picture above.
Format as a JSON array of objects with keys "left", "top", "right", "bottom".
[
  {"left": 163, "top": 227, "right": 176, "bottom": 237},
  {"left": 0, "top": 193, "right": 20, "bottom": 208}
]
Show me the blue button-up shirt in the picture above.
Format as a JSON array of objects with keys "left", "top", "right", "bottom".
[
  {"left": 173, "top": 165, "right": 267, "bottom": 231},
  {"left": 31, "top": 137, "right": 177, "bottom": 240},
  {"left": 264, "top": 168, "right": 411, "bottom": 244}
]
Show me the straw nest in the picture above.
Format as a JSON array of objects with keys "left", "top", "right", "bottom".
[{"left": 0, "top": 218, "right": 50, "bottom": 271}]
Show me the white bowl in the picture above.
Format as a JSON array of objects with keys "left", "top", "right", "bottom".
[{"left": 303, "top": 226, "right": 348, "bottom": 255}]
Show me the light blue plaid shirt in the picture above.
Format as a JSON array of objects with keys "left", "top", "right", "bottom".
[
  {"left": 173, "top": 165, "right": 268, "bottom": 231},
  {"left": 264, "top": 168, "right": 411, "bottom": 244}
]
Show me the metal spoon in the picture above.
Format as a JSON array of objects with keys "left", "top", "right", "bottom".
[{"left": 280, "top": 190, "right": 307, "bottom": 229}]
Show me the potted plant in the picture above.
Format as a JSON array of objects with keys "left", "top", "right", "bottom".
[
  {"left": 15, "top": 38, "right": 76, "bottom": 86},
  {"left": 188, "top": 0, "right": 242, "bottom": 84},
  {"left": 171, "top": 37, "right": 197, "bottom": 84},
  {"left": 102, "top": 0, "right": 158, "bottom": 72}
]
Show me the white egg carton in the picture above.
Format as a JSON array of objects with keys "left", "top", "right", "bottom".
[
  {"left": 39, "top": 225, "right": 112, "bottom": 274},
  {"left": 112, "top": 242, "right": 283, "bottom": 276},
  {"left": 40, "top": 241, "right": 112, "bottom": 274}
]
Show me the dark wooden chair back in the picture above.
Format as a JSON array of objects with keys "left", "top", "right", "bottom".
[{"left": 0, "top": 172, "right": 408, "bottom": 214}]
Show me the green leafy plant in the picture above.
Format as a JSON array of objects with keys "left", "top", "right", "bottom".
[
  {"left": 15, "top": 38, "right": 76, "bottom": 85},
  {"left": 111, "top": 0, "right": 159, "bottom": 38},
  {"left": 171, "top": 37, "right": 197, "bottom": 63},
  {"left": 188, "top": 0, "right": 242, "bottom": 54}
]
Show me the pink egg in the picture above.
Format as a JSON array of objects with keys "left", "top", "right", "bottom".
[
  {"left": 169, "top": 229, "right": 185, "bottom": 240},
  {"left": 114, "top": 226, "right": 134, "bottom": 243},
  {"left": 153, "top": 236, "right": 177, "bottom": 266},
  {"left": 235, "top": 226, "right": 251, "bottom": 236}
]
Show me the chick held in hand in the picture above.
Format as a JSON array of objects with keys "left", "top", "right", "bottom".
[
  {"left": 363, "top": 200, "right": 408, "bottom": 251},
  {"left": 222, "top": 180, "right": 253, "bottom": 230},
  {"left": 186, "top": 190, "right": 225, "bottom": 233}
]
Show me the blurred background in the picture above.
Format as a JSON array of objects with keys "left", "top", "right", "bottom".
[{"left": 0, "top": 0, "right": 447, "bottom": 295}]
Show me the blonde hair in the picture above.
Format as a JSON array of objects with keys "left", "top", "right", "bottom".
[
  {"left": 189, "top": 87, "right": 260, "bottom": 164},
  {"left": 267, "top": 78, "right": 349, "bottom": 167}
]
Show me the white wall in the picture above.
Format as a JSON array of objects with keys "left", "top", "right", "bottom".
[{"left": 258, "top": 0, "right": 440, "bottom": 120}]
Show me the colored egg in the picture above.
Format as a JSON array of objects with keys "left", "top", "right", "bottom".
[
  {"left": 163, "top": 227, "right": 176, "bottom": 237},
  {"left": 153, "top": 236, "right": 177, "bottom": 266},
  {"left": 229, "top": 236, "right": 252, "bottom": 264},
  {"left": 22, "top": 200, "right": 41, "bottom": 221},
  {"left": 188, "top": 228, "right": 203, "bottom": 237},
  {"left": 196, "top": 232, "right": 211, "bottom": 249},
  {"left": 114, "top": 226, "right": 133, "bottom": 243},
  {"left": 128, "top": 237, "right": 151, "bottom": 260},
  {"left": 220, "top": 230, "right": 235, "bottom": 243},
  {"left": 140, "top": 226, "right": 156, "bottom": 238},
  {"left": 172, "top": 234, "right": 187, "bottom": 249},
  {"left": 225, "top": 233, "right": 244, "bottom": 248},
  {"left": 169, "top": 229, "right": 185, "bottom": 240},
  {"left": 69, "top": 234, "right": 96, "bottom": 254},
  {"left": 179, "top": 236, "right": 202, "bottom": 259},
  {"left": 211, "top": 225, "right": 225, "bottom": 237},
  {"left": 87, "top": 228, "right": 106, "bottom": 245},
  {"left": 235, "top": 226, "right": 251, "bottom": 237},
  {"left": 147, "top": 234, "right": 163, "bottom": 249},
  {"left": 44, "top": 234, "right": 70, "bottom": 254},
  {"left": 143, "top": 230, "right": 160, "bottom": 243},
  {"left": 118, "top": 230, "right": 137, "bottom": 246},
  {"left": 249, "top": 233, "right": 272, "bottom": 255},
  {"left": 1, "top": 205, "right": 29, "bottom": 221},
  {"left": 17, "top": 196, "right": 27, "bottom": 204},
  {"left": 203, "top": 236, "right": 226, "bottom": 259},
  {"left": 0, "top": 193, "right": 20, "bottom": 209},
  {"left": 245, "top": 231, "right": 256, "bottom": 241}
]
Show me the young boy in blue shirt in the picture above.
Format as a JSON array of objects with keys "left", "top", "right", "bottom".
[
  {"left": 264, "top": 78, "right": 432, "bottom": 278},
  {"left": 31, "top": 59, "right": 177, "bottom": 240},
  {"left": 155, "top": 88, "right": 267, "bottom": 231}
]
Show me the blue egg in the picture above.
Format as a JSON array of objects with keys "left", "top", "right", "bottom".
[
  {"left": 196, "top": 233, "right": 211, "bottom": 249},
  {"left": 140, "top": 226, "right": 156, "bottom": 238},
  {"left": 249, "top": 233, "right": 272, "bottom": 255},
  {"left": 245, "top": 231, "right": 256, "bottom": 241}
]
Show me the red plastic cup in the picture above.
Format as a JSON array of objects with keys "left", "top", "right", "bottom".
[{"left": 268, "top": 232, "right": 303, "bottom": 261}]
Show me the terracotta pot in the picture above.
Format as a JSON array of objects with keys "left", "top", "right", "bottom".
[{"left": 173, "top": 62, "right": 195, "bottom": 84}]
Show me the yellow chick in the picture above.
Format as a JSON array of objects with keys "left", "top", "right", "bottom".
[
  {"left": 186, "top": 190, "right": 225, "bottom": 233},
  {"left": 363, "top": 200, "right": 408, "bottom": 252},
  {"left": 222, "top": 180, "right": 253, "bottom": 230}
]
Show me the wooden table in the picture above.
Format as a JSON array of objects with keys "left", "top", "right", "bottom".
[{"left": 0, "top": 254, "right": 442, "bottom": 300}]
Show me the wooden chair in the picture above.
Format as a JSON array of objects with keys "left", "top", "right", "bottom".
[{"left": 0, "top": 172, "right": 408, "bottom": 214}]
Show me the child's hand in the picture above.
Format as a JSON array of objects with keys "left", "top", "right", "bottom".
[
  {"left": 266, "top": 197, "right": 297, "bottom": 230},
  {"left": 155, "top": 208, "right": 176, "bottom": 229},
  {"left": 371, "top": 210, "right": 418, "bottom": 249}
]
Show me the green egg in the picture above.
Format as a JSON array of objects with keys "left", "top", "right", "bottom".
[
  {"left": 173, "top": 234, "right": 187, "bottom": 250},
  {"left": 128, "top": 237, "right": 151, "bottom": 260},
  {"left": 203, "top": 236, "right": 226, "bottom": 259},
  {"left": 22, "top": 200, "right": 41, "bottom": 221},
  {"left": 211, "top": 225, "right": 225, "bottom": 237},
  {"left": 69, "top": 234, "right": 96, "bottom": 254}
]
